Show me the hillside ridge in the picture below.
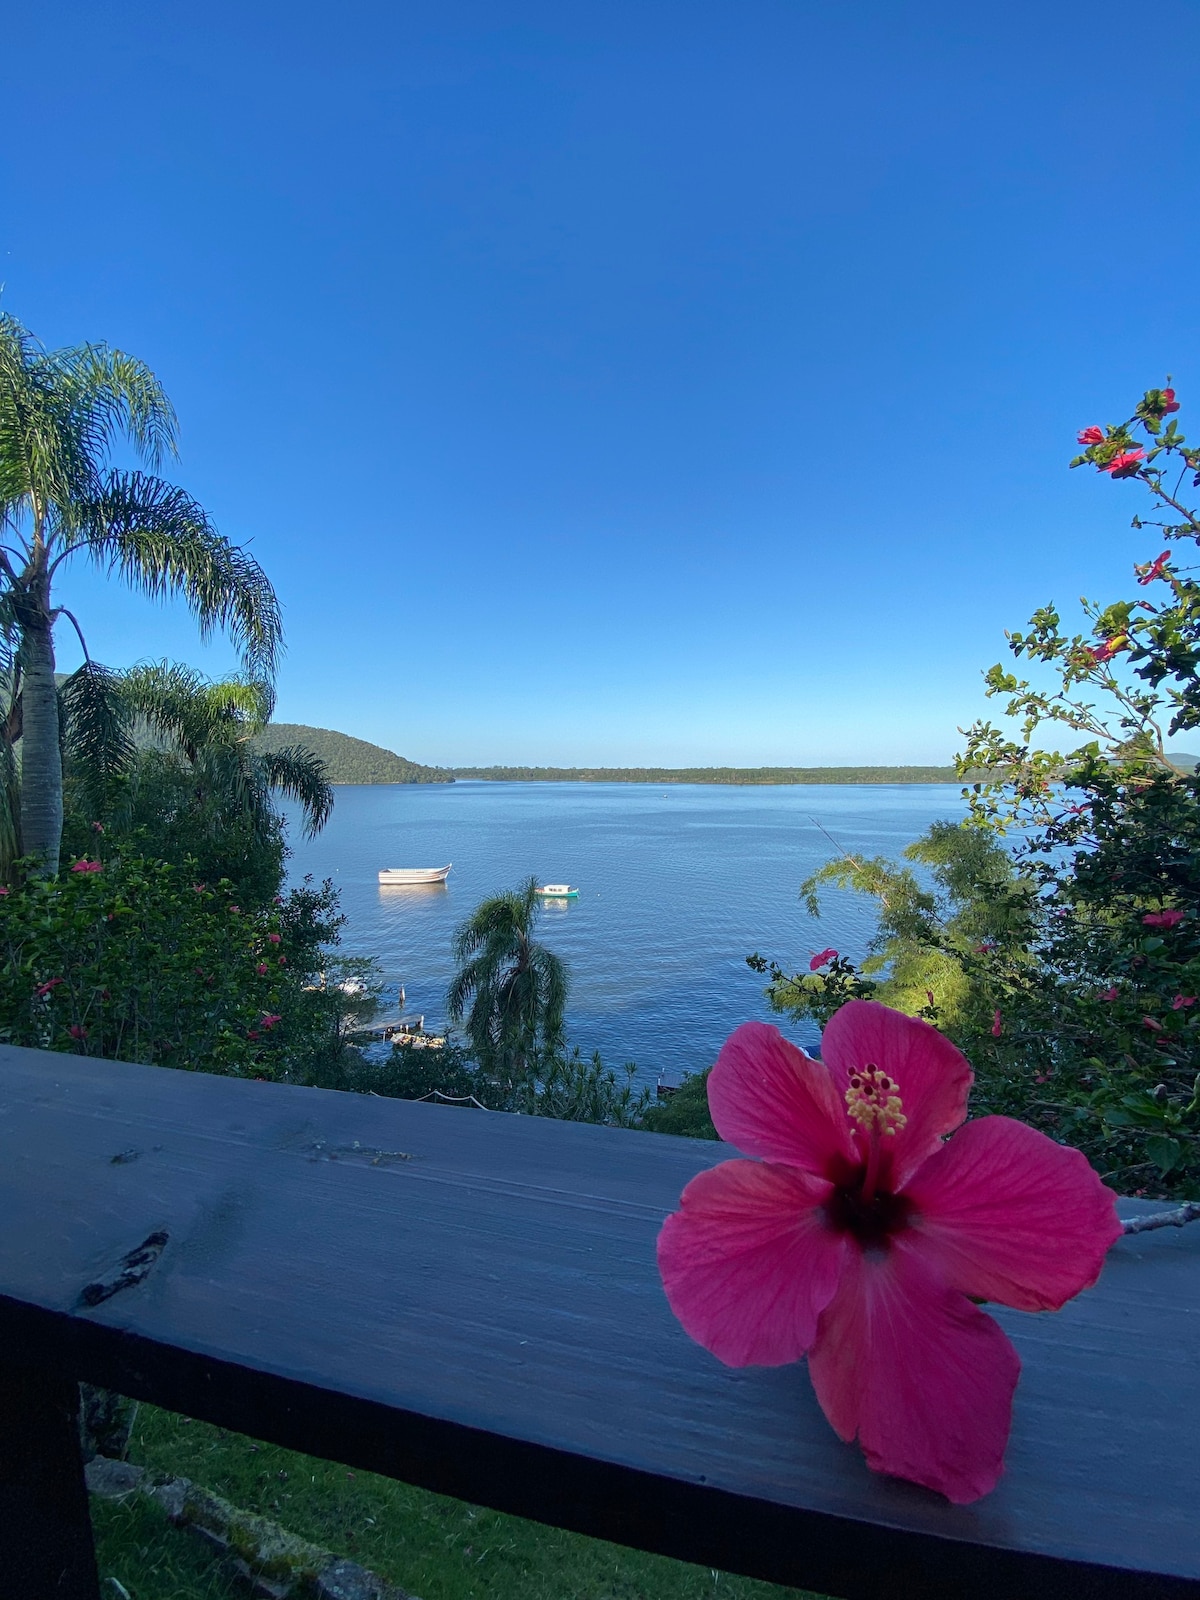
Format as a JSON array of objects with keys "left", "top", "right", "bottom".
[{"left": 249, "top": 723, "right": 450, "bottom": 784}]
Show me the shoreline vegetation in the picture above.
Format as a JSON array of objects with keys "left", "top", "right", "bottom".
[{"left": 254, "top": 723, "right": 972, "bottom": 785}]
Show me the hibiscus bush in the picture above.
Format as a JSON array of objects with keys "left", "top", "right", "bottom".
[
  {"left": 752, "top": 384, "right": 1200, "bottom": 1200},
  {"left": 0, "top": 853, "right": 351, "bottom": 1080}
]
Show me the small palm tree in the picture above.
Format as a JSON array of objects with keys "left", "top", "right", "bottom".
[
  {"left": 0, "top": 312, "right": 281, "bottom": 872},
  {"left": 447, "top": 877, "right": 568, "bottom": 1082}
]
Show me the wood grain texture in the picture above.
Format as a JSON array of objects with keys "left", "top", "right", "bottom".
[{"left": 0, "top": 1043, "right": 1197, "bottom": 1600}]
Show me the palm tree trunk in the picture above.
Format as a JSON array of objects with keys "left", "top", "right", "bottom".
[{"left": 18, "top": 609, "right": 62, "bottom": 874}]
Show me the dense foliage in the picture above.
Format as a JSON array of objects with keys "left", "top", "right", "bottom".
[
  {"left": 0, "top": 854, "right": 354, "bottom": 1080},
  {"left": 349, "top": 1038, "right": 652, "bottom": 1128},
  {"left": 251, "top": 723, "right": 450, "bottom": 784},
  {"left": 751, "top": 384, "right": 1200, "bottom": 1199}
]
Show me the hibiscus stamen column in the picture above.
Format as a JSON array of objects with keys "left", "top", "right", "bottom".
[{"left": 845, "top": 1065, "right": 907, "bottom": 1202}]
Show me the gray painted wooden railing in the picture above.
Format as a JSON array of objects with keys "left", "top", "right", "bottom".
[{"left": 0, "top": 1043, "right": 1197, "bottom": 1599}]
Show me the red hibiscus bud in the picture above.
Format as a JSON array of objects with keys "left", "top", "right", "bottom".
[
  {"left": 256, "top": 963, "right": 269, "bottom": 975},
  {"left": 1077, "top": 425, "right": 1105, "bottom": 445},
  {"left": 1142, "top": 1015, "right": 1164, "bottom": 1032},
  {"left": 278, "top": 955, "right": 287, "bottom": 966},
  {"left": 69, "top": 1024, "right": 88, "bottom": 1040},
  {"left": 1103, "top": 448, "right": 1145, "bottom": 477},
  {"left": 991, "top": 1008, "right": 1003, "bottom": 1037},
  {"left": 1162, "top": 387, "right": 1180, "bottom": 414},
  {"left": 268, "top": 933, "right": 281, "bottom": 944}
]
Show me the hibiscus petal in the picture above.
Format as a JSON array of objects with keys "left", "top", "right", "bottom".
[
  {"left": 820, "top": 1000, "right": 972, "bottom": 1185},
  {"left": 657, "top": 1158, "right": 845, "bottom": 1367},
  {"left": 808, "top": 1236, "right": 1019, "bottom": 1504},
  {"left": 903, "top": 1116, "right": 1122, "bottom": 1311},
  {"left": 707, "top": 1021, "right": 857, "bottom": 1173}
]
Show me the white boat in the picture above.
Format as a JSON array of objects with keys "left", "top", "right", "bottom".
[
  {"left": 377, "top": 865, "right": 452, "bottom": 885},
  {"left": 535, "top": 883, "right": 579, "bottom": 898}
]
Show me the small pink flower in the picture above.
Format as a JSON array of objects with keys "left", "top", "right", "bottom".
[
  {"left": 1172, "top": 994, "right": 1196, "bottom": 1010},
  {"left": 1099, "top": 986, "right": 1119, "bottom": 1001},
  {"left": 69, "top": 1024, "right": 88, "bottom": 1040},
  {"left": 1138, "top": 551, "right": 1172, "bottom": 586},
  {"left": 1102, "top": 448, "right": 1145, "bottom": 477},
  {"left": 261, "top": 1013, "right": 282, "bottom": 1030},
  {"left": 268, "top": 933, "right": 281, "bottom": 944},
  {"left": 1162, "top": 387, "right": 1180, "bottom": 414},
  {"left": 657, "top": 1005, "right": 1120, "bottom": 1503},
  {"left": 0, "top": 886, "right": 9, "bottom": 897},
  {"left": 1077, "top": 425, "right": 1105, "bottom": 445},
  {"left": 70, "top": 859, "right": 102, "bottom": 873},
  {"left": 247, "top": 1028, "right": 260, "bottom": 1040},
  {"left": 229, "top": 904, "right": 241, "bottom": 915},
  {"left": 1143, "top": 909, "right": 1185, "bottom": 928},
  {"left": 991, "top": 1008, "right": 1003, "bottom": 1037},
  {"left": 809, "top": 948, "right": 839, "bottom": 971},
  {"left": 91, "top": 821, "right": 104, "bottom": 834},
  {"left": 256, "top": 963, "right": 269, "bottom": 975},
  {"left": 277, "top": 955, "right": 287, "bottom": 966},
  {"left": 1143, "top": 1015, "right": 1164, "bottom": 1032},
  {"left": 193, "top": 883, "right": 206, "bottom": 893},
  {"left": 35, "top": 978, "right": 64, "bottom": 997}
]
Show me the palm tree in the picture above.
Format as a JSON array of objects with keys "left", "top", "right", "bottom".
[
  {"left": 447, "top": 878, "right": 568, "bottom": 1081},
  {"left": 114, "top": 661, "right": 333, "bottom": 838},
  {"left": 0, "top": 312, "right": 281, "bottom": 872}
]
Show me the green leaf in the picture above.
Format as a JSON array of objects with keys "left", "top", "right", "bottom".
[{"left": 1146, "top": 1134, "right": 1183, "bottom": 1175}]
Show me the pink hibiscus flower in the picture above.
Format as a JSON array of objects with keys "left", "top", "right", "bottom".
[
  {"left": 1143, "top": 909, "right": 1185, "bottom": 928},
  {"left": 1102, "top": 448, "right": 1145, "bottom": 477},
  {"left": 1162, "top": 387, "right": 1180, "bottom": 414},
  {"left": 1172, "top": 994, "right": 1196, "bottom": 1010},
  {"left": 1076, "top": 425, "right": 1105, "bottom": 445},
  {"left": 70, "top": 859, "right": 102, "bottom": 873},
  {"left": 656, "top": 1003, "right": 1120, "bottom": 1504},
  {"left": 809, "top": 948, "right": 838, "bottom": 971}
]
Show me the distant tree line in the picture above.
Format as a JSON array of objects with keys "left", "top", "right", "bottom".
[{"left": 451, "top": 764, "right": 966, "bottom": 784}]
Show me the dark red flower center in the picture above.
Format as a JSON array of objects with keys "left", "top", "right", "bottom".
[{"left": 824, "top": 1168, "right": 913, "bottom": 1250}]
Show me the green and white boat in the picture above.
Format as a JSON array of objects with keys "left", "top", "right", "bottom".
[{"left": 535, "top": 883, "right": 579, "bottom": 899}]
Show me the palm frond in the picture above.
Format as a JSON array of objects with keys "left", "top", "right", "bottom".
[
  {"left": 121, "top": 662, "right": 272, "bottom": 760},
  {"left": 45, "top": 342, "right": 178, "bottom": 470},
  {"left": 257, "top": 745, "right": 334, "bottom": 836},
  {"left": 60, "top": 661, "right": 136, "bottom": 782},
  {"left": 78, "top": 471, "right": 282, "bottom": 678}
]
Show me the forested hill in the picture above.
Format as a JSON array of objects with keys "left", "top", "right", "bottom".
[
  {"left": 450, "top": 765, "right": 963, "bottom": 784},
  {"left": 250, "top": 724, "right": 451, "bottom": 784}
]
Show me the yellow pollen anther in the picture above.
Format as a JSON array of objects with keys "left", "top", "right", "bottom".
[{"left": 845, "top": 1064, "right": 907, "bottom": 1136}]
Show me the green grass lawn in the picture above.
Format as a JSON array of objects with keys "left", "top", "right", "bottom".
[{"left": 94, "top": 1406, "right": 829, "bottom": 1600}]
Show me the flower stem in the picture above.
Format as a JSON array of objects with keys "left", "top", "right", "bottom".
[{"left": 1121, "top": 1201, "right": 1200, "bottom": 1235}]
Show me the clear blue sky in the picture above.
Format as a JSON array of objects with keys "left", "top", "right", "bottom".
[{"left": 4, "top": 2, "right": 1198, "bottom": 766}]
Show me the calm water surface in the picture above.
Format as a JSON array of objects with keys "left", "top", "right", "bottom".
[{"left": 283, "top": 782, "right": 966, "bottom": 1083}]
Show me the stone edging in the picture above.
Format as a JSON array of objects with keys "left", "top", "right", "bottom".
[{"left": 87, "top": 1456, "right": 416, "bottom": 1600}]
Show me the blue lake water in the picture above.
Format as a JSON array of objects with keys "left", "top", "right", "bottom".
[{"left": 282, "top": 782, "right": 966, "bottom": 1084}]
